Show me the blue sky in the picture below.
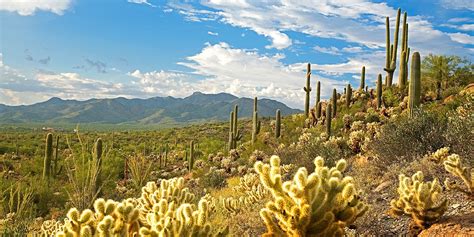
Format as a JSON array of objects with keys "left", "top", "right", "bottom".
[{"left": 0, "top": 0, "right": 473, "bottom": 108}]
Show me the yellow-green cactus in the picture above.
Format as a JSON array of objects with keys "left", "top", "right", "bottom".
[
  {"left": 138, "top": 177, "right": 195, "bottom": 226},
  {"left": 255, "top": 155, "right": 368, "bottom": 236},
  {"left": 390, "top": 171, "right": 447, "bottom": 228},
  {"left": 429, "top": 147, "right": 450, "bottom": 162},
  {"left": 443, "top": 154, "right": 473, "bottom": 194}
]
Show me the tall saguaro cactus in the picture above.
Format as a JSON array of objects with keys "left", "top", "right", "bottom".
[
  {"left": 360, "top": 66, "right": 366, "bottom": 90},
  {"left": 316, "top": 102, "right": 322, "bottom": 119},
  {"left": 304, "top": 63, "right": 312, "bottom": 117},
  {"left": 315, "top": 81, "right": 321, "bottom": 107},
  {"left": 189, "top": 140, "right": 194, "bottom": 171},
  {"left": 93, "top": 138, "right": 103, "bottom": 193},
  {"left": 408, "top": 52, "right": 421, "bottom": 117},
  {"left": 398, "top": 11, "right": 410, "bottom": 90},
  {"left": 53, "top": 135, "right": 60, "bottom": 176},
  {"left": 332, "top": 88, "right": 337, "bottom": 118},
  {"left": 384, "top": 8, "right": 402, "bottom": 86},
  {"left": 346, "top": 84, "right": 352, "bottom": 108},
  {"left": 228, "top": 105, "right": 241, "bottom": 151},
  {"left": 43, "top": 133, "right": 53, "bottom": 180},
  {"left": 252, "top": 97, "right": 261, "bottom": 144},
  {"left": 377, "top": 74, "right": 383, "bottom": 109},
  {"left": 275, "top": 109, "right": 281, "bottom": 138},
  {"left": 326, "top": 103, "right": 332, "bottom": 137}
]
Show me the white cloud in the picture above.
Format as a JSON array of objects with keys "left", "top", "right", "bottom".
[
  {"left": 448, "top": 32, "right": 474, "bottom": 44},
  {"left": 168, "top": 1, "right": 470, "bottom": 56},
  {"left": 127, "top": 0, "right": 155, "bottom": 7},
  {"left": 440, "top": 0, "right": 474, "bottom": 11},
  {"left": 314, "top": 46, "right": 342, "bottom": 55},
  {"left": 0, "top": 0, "right": 72, "bottom": 16},
  {"left": 208, "top": 31, "right": 219, "bottom": 36}
]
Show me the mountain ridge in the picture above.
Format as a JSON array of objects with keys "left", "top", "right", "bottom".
[{"left": 0, "top": 92, "right": 301, "bottom": 125}]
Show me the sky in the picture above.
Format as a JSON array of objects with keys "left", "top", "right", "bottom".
[{"left": 0, "top": 0, "right": 473, "bottom": 108}]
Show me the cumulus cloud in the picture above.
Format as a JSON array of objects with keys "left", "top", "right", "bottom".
[
  {"left": 167, "top": 1, "right": 470, "bottom": 56},
  {"left": 0, "top": 0, "right": 72, "bottom": 16},
  {"left": 448, "top": 32, "right": 474, "bottom": 44}
]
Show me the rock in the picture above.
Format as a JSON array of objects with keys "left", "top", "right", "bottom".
[{"left": 374, "top": 180, "right": 392, "bottom": 193}]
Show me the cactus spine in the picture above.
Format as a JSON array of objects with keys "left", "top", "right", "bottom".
[
  {"left": 275, "top": 109, "right": 281, "bottom": 138},
  {"left": 43, "top": 133, "right": 53, "bottom": 180},
  {"left": 408, "top": 52, "right": 421, "bottom": 117},
  {"left": 326, "top": 103, "right": 332, "bottom": 137},
  {"left": 346, "top": 84, "right": 352, "bottom": 108},
  {"left": 332, "top": 88, "right": 337, "bottom": 118},
  {"left": 360, "top": 66, "right": 365, "bottom": 90},
  {"left": 303, "top": 63, "right": 311, "bottom": 118},
  {"left": 377, "top": 74, "right": 383, "bottom": 109},
  {"left": 189, "top": 140, "right": 194, "bottom": 171},
  {"left": 384, "top": 8, "right": 402, "bottom": 86},
  {"left": 252, "top": 97, "right": 261, "bottom": 144},
  {"left": 315, "top": 81, "right": 320, "bottom": 107}
]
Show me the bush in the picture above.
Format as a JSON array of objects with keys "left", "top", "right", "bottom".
[{"left": 370, "top": 110, "right": 448, "bottom": 168}]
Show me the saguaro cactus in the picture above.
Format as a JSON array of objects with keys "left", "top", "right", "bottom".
[
  {"left": 315, "top": 102, "right": 322, "bottom": 119},
  {"left": 377, "top": 74, "right": 383, "bottom": 109},
  {"left": 346, "top": 84, "right": 352, "bottom": 108},
  {"left": 360, "top": 66, "right": 366, "bottom": 90},
  {"left": 315, "top": 81, "right": 320, "bottom": 107},
  {"left": 275, "top": 109, "right": 281, "bottom": 138},
  {"left": 93, "top": 138, "right": 103, "bottom": 193},
  {"left": 252, "top": 97, "right": 261, "bottom": 144},
  {"left": 398, "top": 12, "right": 410, "bottom": 90},
  {"left": 52, "top": 135, "right": 60, "bottom": 176},
  {"left": 228, "top": 105, "right": 241, "bottom": 150},
  {"left": 189, "top": 140, "right": 194, "bottom": 171},
  {"left": 304, "top": 63, "right": 312, "bottom": 117},
  {"left": 43, "top": 133, "right": 53, "bottom": 180},
  {"left": 384, "top": 8, "right": 402, "bottom": 86},
  {"left": 408, "top": 52, "right": 421, "bottom": 117},
  {"left": 332, "top": 88, "right": 337, "bottom": 118},
  {"left": 326, "top": 103, "right": 332, "bottom": 137}
]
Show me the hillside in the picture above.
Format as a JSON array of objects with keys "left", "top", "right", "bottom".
[{"left": 0, "top": 92, "right": 301, "bottom": 125}]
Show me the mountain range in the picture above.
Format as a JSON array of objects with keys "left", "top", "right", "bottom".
[{"left": 0, "top": 92, "right": 301, "bottom": 125}]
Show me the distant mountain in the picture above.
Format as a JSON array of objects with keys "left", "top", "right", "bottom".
[{"left": 0, "top": 92, "right": 301, "bottom": 125}]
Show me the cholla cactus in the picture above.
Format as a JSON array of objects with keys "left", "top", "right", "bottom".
[
  {"left": 348, "top": 130, "right": 366, "bottom": 153},
  {"left": 429, "top": 147, "right": 450, "bottom": 162},
  {"left": 138, "top": 178, "right": 195, "bottom": 226},
  {"left": 255, "top": 156, "right": 368, "bottom": 236},
  {"left": 443, "top": 154, "right": 473, "bottom": 194},
  {"left": 40, "top": 219, "right": 64, "bottom": 236},
  {"left": 56, "top": 198, "right": 140, "bottom": 236},
  {"left": 390, "top": 171, "right": 447, "bottom": 229}
]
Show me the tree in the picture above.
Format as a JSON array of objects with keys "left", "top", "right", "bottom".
[{"left": 421, "top": 54, "right": 473, "bottom": 99}]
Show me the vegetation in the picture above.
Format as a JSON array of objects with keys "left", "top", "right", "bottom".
[{"left": 0, "top": 7, "right": 473, "bottom": 236}]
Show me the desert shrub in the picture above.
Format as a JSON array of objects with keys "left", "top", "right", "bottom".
[
  {"left": 370, "top": 110, "right": 448, "bottom": 168},
  {"left": 127, "top": 153, "right": 153, "bottom": 190},
  {"left": 201, "top": 169, "right": 227, "bottom": 189}
]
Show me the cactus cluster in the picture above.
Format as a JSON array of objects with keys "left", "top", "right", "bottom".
[
  {"left": 252, "top": 97, "right": 261, "bottom": 144},
  {"left": 228, "top": 105, "right": 242, "bottom": 151},
  {"left": 390, "top": 171, "right": 447, "bottom": 229},
  {"left": 255, "top": 155, "right": 367, "bottom": 236}
]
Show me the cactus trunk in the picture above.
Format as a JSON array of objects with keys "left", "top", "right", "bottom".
[
  {"left": 304, "top": 63, "right": 312, "bottom": 118},
  {"left": 332, "top": 88, "right": 337, "bottom": 118},
  {"left": 408, "top": 52, "right": 421, "bottom": 117},
  {"left": 43, "top": 133, "right": 53, "bottom": 181},
  {"left": 189, "top": 141, "right": 194, "bottom": 171},
  {"left": 326, "top": 103, "right": 332, "bottom": 137},
  {"left": 360, "top": 66, "right": 365, "bottom": 90},
  {"left": 252, "top": 97, "right": 261, "bottom": 144},
  {"left": 377, "top": 74, "right": 383, "bottom": 109},
  {"left": 315, "top": 81, "right": 320, "bottom": 107},
  {"left": 316, "top": 102, "right": 322, "bottom": 119},
  {"left": 346, "top": 84, "right": 352, "bottom": 108},
  {"left": 275, "top": 109, "right": 281, "bottom": 138}
]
